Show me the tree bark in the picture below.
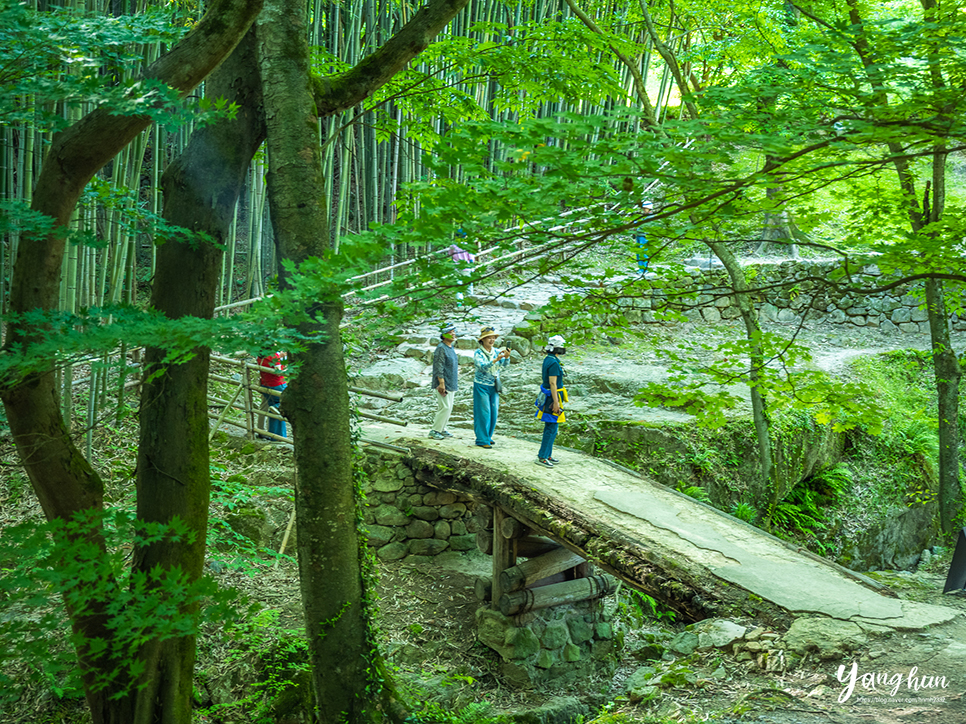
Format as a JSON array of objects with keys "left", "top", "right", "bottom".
[
  {"left": 131, "top": 29, "right": 267, "bottom": 724},
  {"left": 919, "top": 0, "right": 962, "bottom": 535},
  {"left": 924, "top": 278, "right": 962, "bottom": 534},
  {"left": 708, "top": 242, "right": 776, "bottom": 504},
  {"left": 257, "top": 0, "right": 391, "bottom": 719},
  {"left": 311, "top": 0, "right": 470, "bottom": 117},
  {"left": 255, "top": 0, "right": 470, "bottom": 718},
  {"left": 0, "top": 3, "right": 262, "bottom": 722},
  {"left": 638, "top": 0, "right": 700, "bottom": 120},
  {"left": 756, "top": 181, "right": 803, "bottom": 258}
]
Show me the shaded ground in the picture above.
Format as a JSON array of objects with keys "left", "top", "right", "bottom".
[
  {"left": 3, "top": 272, "right": 966, "bottom": 723},
  {"left": 211, "top": 533, "right": 966, "bottom": 724}
]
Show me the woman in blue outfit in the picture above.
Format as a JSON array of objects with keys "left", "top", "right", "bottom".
[
  {"left": 473, "top": 326, "right": 510, "bottom": 448},
  {"left": 536, "top": 335, "right": 566, "bottom": 468}
]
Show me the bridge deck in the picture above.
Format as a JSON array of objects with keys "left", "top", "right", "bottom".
[{"left": 364, "top": 422, "right": 959, "bottom": 631}]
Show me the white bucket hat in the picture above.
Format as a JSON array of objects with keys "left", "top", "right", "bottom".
[{"left": 545, "top": 334, "right": 566, "bottom": 352}]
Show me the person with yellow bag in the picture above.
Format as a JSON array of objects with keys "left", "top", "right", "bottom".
[{"left": 535, "top": 334, "right": 568, "bottom": 468}]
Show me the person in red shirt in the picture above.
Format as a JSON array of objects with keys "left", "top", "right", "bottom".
[{"left": 255, "top": 351, "right": 286, "bottom": 439}]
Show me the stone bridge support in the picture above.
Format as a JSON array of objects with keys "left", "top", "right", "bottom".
[
  {"left": 471, "top": 502, "right": 619, "bottom": 686},
  {"left": 360, "top": 446, "right": 621, "bottom": 686}
]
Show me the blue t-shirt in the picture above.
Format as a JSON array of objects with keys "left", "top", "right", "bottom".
[{"left": 541, "top": 354, "right": 563, "bottom": 389}]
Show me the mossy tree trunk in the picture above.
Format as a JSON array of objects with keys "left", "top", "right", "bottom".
[
  {"left": 0, "top": 3, "right": 262, "bottom": 722},
  {"left": 255, "top": 0, "right": 470, "bottom": 718},
  {"left": 133, "top": 29, "right": 267, "bottom": 724},
  {"left": 257, "top": 3, "right": 374, "bottom": 718}
]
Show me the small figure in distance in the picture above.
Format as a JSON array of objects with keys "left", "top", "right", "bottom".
[
  {"left": 429, "top": 323, "right": 460, "bottom": 441},
  {"left": 448, "top": 232, "right": 476, "bottom": 302},
  {"left": 535, "top": 334, "right": 567, "bottom": 468},
  {"left": 256, "top": 349, "right": 287, "bottom": 440},
  {"left": 635, "top": 200, "right": 653, "bottom": 277},
  {"left": 473, "top": 326, "right": 511, "bottom": 449}
]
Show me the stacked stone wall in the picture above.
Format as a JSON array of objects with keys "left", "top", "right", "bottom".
[
  {"left": 621, "top": 258, "right": 956, "bottom": 333},
  {"left": 476, "top": 600, "right": 618, "bottom": 687},
  {"left": 361, "top": 448, "right": 478, "bottom": 562},
  {"left": 361, "top": 447, "right": 620, "bottom": 686}
]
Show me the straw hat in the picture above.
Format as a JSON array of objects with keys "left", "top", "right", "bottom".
[{"left": 478, "top": 326, "right": 499, "bottom": 341}]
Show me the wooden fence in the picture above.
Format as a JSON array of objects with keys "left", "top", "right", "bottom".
[
  {"left": 63, "top": 350, "right": 409, "bottom": 452},
  {"left": 206, "top": 354, "right": 408, "bottom": 448}
]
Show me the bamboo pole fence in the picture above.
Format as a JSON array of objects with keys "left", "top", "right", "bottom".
[{"left": 58, "top": 346, "right": 410, "bottom": 451}]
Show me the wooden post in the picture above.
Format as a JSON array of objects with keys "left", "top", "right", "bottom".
[
  {"left": 476, "top": 529, "right": 493, "bottom": 555},
  {"left": 474, "top": 503, "right": 494, "bottom": 532},
  {"left": 499, "top": 575, "right": 618, "bottom": 616},
  {"left": 500, "top": 547, "right": 586, "bottom": 593},
  {"left": 500, "top": 516, "right": 530, "bottom": 540},
  {"left": 242, "top": 364, "right": 253, "bottom": 438},
  {"left": 490, "top": 508, "right": 516, "bottom": 611},
  {"left": 475, "top": 576, "right": 492, "bottom": 602},
  {"left": 208, "top": 380, "right": 246, "bottom": 442}
]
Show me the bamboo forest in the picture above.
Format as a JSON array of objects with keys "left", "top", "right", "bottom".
[{"left": 2, "top": 0, "right": 966, "bottom": 723}]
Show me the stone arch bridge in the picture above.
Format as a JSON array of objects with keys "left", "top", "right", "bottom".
[{"left": 363, "top": 421, "right": 959, "bottom": 634}]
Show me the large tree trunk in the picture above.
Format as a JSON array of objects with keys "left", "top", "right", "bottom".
[
  {"left": 0, "top": 3, "right": 262, "bottom": 722},
  {"left": 255, "top": 0, "right": 470, "bottom": 718},
  {"left": 256, "top": 4, "right": 391, "bottom": 719},
  {"left": 131, "top": 29, "right": 267, "bottom": 724}
]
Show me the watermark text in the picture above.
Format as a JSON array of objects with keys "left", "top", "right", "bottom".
[{"left": 836, "top": 661, "right": 949, "bottom": 703}]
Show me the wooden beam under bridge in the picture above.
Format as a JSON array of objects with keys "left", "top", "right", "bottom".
[{"left": 405, "top": 441, "right": 772, "bottom": 624}]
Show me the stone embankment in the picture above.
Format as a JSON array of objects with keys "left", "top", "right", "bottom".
[
  {"left": 632, "top": 257, "right": 955, "bottom": 333},
  {"left": 361, "top": 449, "right": 478, "bottom": 563}
]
